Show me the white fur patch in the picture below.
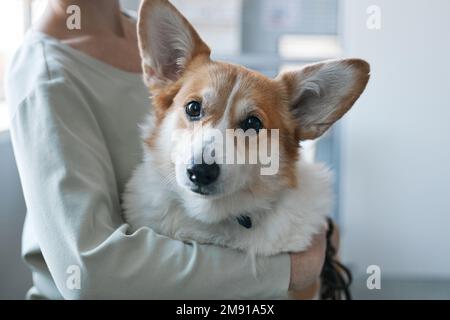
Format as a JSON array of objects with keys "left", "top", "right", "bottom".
[{"left": 123, "top": 142, "right": 332, "bottom": 257}]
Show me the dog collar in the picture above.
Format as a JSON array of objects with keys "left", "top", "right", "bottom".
[{"left": 236, "top": 215, "right": 252, "bottom": 229}]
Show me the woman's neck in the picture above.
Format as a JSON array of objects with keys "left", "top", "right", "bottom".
[
  {"left": 37, "top": 0, "right": 125, "bottom": 39},
  {"left": 34, "top": 0, "right": 142, "bottom": 73}
]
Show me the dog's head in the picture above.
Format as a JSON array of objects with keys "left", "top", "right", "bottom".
[{"left": 137, "top": 0, "right": 370, "bottom": 223}]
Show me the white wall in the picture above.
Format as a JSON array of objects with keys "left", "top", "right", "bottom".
[{"left": 340, "top": 0, "right": 450, "bottom": 278}]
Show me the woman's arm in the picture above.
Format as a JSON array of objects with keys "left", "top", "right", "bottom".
[{"left": 9, "top": 78, "right": 291, "bottom": 299}]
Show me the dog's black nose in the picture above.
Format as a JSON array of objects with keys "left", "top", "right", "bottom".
[{"left": 187, "top": 163, "right": 220, "bottom": 186}]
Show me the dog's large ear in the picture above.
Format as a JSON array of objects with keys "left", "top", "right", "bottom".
[
  {"left": 137, "top": 0, "right": 211, "bottom": 88},
  {"left": 278, "top": 59, "right": 370, "bottom": 140}
]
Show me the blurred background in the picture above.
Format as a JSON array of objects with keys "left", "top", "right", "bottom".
[{"left": 1, "top": 0, "right": 449, "bottom": 299}]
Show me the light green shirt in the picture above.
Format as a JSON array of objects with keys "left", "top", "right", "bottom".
[{"left": 5, "top": 30, "right": 290, "bottom": 299}]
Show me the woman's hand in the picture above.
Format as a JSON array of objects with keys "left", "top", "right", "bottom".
[{"left": 288, "top": 228, "right": 327, "bottom": 292}]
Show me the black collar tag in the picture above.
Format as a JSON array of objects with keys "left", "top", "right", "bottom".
[{"left": 236, "top": 215, "right": 252, "bottom": 229}]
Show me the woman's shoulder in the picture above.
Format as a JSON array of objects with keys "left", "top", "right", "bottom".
[
  {"left": 6, "top": 29, "right": 144, "bottom": 109},
  {"left": 5, "top": 30, "right": 86, "bottom": 108}
]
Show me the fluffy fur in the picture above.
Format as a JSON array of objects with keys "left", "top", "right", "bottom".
[{"left": 124, "top": 143, "right": 333, "bottom": 256}]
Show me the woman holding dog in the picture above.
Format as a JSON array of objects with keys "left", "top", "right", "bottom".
[{"left": 6, "top": 0, "right": 328, "bottom": 299}]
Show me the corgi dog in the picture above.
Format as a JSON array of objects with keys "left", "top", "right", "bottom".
[{"left": 123, "top": 0, "right": 369, "bottom": 259}]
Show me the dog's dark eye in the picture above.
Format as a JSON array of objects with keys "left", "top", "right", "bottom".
[
  {"left": 240, "top": 116, "right": 263, "bottom": 133},
  {"left": 185, "top": 101, "right": 202, "bottom": 119}
]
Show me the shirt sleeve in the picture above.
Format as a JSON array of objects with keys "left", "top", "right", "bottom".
[{"left": 8, "top": 78, "right": 291, "bottom": 299}]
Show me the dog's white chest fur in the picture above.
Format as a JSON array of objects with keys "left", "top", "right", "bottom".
[{"left": 123, "top": 155, "right": 332, "bottom": 256}]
